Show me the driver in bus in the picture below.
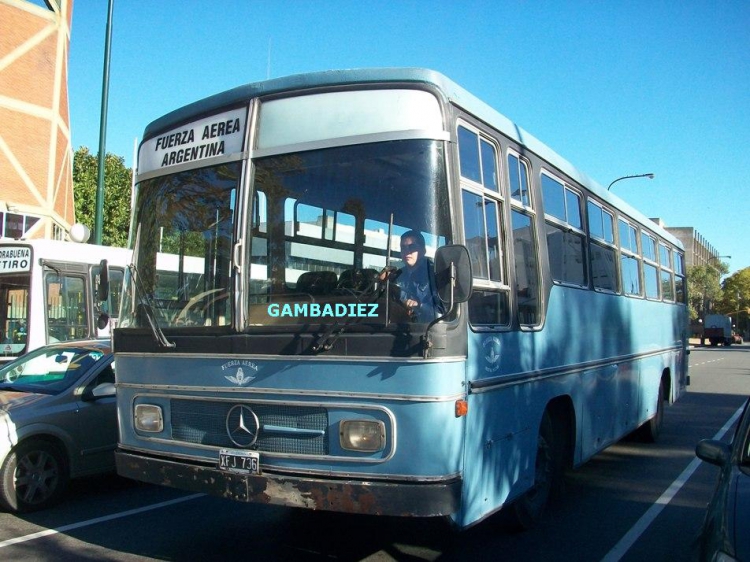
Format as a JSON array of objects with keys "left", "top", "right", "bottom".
[{"left": 385, "top": 230, "right": 443, "bottom": 323}]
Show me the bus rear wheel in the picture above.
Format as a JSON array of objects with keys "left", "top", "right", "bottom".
[
  {"left": 510, "top": 411, "right": 561, "bottom": 530},
  {"left": 638, "top": 379, "right": 665, "bottom": 443}
]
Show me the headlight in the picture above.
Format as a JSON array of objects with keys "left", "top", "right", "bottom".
[
  {"left": 339, "top": 420, "right": 385, "bottom": 452},
  {"left": 134, "top": 404, "right": 163, "bottom": 432}
]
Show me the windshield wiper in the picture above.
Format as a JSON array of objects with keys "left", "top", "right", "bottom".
[
  {"left": 311, "top": 293, "right": 379, "bottom": 353},
  {"left": 128, "top": 264, "right": 176, "bottom": 348}
]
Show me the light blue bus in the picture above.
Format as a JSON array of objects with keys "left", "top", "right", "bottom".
[{"left": 113, "top": 68, "right": 688, "bottom": 529}]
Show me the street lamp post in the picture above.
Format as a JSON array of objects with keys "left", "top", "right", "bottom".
[
  {"left": 607, "top": 173, "right": 655, "bottom": 191},
  {"left": 94, "top": 0, "right": 115, "bottom": 245}
]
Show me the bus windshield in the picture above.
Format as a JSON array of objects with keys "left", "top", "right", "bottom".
[
  {"left": 122, "top": 139, "right": 451, "bottom": 331},
  {"left": 123, "top": 162, "right": 239, "bottom": 330},
  {"left": 249, "top": 139, "right": 450, "bottom": 328}
]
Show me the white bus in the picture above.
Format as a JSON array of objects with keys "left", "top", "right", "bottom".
[{"left": 0, "top": 239, "right": 130, "bottom": 362}]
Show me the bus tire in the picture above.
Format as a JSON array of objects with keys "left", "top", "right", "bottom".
[
  {"left": 0, "top": 439, "right": 69, "bottom": 513},
  {"left": 639, "top": 379, "right": 665, "bottom": 443},
  {"left": 510, "top": 410, "right": 559, "bottom": 530}
]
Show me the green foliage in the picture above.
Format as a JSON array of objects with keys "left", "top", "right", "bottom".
[
  {"left": 717, "top": 268, "right": 750, "bottom": 332},
  {"left": 160, "top": 230, "right": 206, "bottom": 257},
  {"left": 72, "top": 146, "right": 132, "bottom": 248},
  {"left": 686, "top": 263, "right": 725, "bottom": 320}
]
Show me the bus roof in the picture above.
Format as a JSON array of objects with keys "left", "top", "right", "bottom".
[
  {"left": 141, "top": 67, "right": 682, "bottom": 249},
  {"left": 0, "top": 239, "right": 131, "bottom": 266}
]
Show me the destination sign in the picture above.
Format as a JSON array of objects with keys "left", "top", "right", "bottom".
[
  {"left": 0, "top": 246, "right": 31, "bottom": 274},
  {"left": 139, "top": 107, "right": 247, "bottom": 175}
]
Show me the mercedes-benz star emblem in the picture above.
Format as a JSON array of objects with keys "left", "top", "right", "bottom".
[{"left": 226, "top": 404, "right": 260, "bottom": 448}]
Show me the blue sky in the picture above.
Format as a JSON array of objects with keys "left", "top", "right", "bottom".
[{"left": 68, "top": 1, "right": 749, "bottom": 273}]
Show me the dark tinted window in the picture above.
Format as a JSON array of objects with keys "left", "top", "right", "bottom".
[
  {"left": 512, "top": 210, "right": 540, "bottom": 325},
  {"left": 458, "top": 126, "right": 481, "bottom": 183}
]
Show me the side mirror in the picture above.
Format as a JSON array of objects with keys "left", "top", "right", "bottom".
[
  {"left": 82, "top": 382, "right": 116, "bottom": 402},
  {"left": 695, "top": 439, "right": 731, "bottom": 467},
  {"left": 434, "top": 245, "right": 472, "bottom": 304},
  {"left": 97, "top": 259, "right": 110, "bottom": 302}
]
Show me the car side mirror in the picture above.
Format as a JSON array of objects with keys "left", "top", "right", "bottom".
[
  {"left": 83, "top": 382, "right": 116, "bottom": 402},
  {"left": 434, "top": 245, "right": 472, "bottom": 304},
  {"left": 695, "top": 439, "right": 731, "bottom": 467}
]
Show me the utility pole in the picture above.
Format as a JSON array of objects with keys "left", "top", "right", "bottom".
[{"left": 95, "top": 0, "right": 114, "bottom": 245}]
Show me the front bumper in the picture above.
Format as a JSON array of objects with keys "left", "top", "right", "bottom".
[{"left": 116, "top": 450, "right": 461, "bottom": 517}]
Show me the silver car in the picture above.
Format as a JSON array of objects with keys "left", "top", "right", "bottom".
[{"left": 0, "top": 340, "right": 116, "bottom": 512}]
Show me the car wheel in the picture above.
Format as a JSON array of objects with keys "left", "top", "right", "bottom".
[{"left": 0, "top": 440, "right": 69, "bottom": 513}]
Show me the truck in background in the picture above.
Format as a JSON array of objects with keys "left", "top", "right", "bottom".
[{"left": 704, "top": 314, "right": 733, "bottom": 346}]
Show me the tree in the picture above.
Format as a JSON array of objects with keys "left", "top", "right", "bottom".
[
  {"left": 686, "top": 262, "right": 726, "bottom": 321},
  {"left": 73, "top": 147, "right": 132, "bottom": 248},
  {"left": 717, "top": 267, "right": 750, "bottom": 335}
]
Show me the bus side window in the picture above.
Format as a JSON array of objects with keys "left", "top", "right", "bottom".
[
  {"left": 511, "top": 209, "right": 541, "bottom": 326},
  {"left": 507, "top": 151, "right": 540, "bottom": 326}
]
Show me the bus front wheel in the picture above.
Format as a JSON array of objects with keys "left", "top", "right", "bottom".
[{"left": 510, "top": 410, "right": 561, "bottom": 530}]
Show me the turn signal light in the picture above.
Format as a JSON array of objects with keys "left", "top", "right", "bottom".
[{"left": 455, "top": 400, "right": 468, "bottom": 417}]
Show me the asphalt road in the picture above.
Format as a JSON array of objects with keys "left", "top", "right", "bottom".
[{"left": 0, "top": 345, "right": 747, "bottom": 561}]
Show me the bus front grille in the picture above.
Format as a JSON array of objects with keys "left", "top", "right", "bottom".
[{"left": 170, "top": 399, "right": 329, "bottom": 456}]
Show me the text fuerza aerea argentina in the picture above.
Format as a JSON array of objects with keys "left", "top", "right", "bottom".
[{"left": 155, "top": 117, "right": 241, "bottom": 167}]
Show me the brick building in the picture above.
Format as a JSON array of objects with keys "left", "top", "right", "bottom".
[{"left": 0, "top": 0, "right": 74, "bottom": 241}]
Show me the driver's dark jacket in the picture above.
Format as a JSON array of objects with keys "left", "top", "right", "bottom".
[{"left": 394, "top": 258, "right": 443, "bottom": 323}]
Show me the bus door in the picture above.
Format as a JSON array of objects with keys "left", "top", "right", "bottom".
[
  {"left": 0, "top": 244, "right": 32, "bottom": 359},
  {"left": 0, "top": 278, "right": 29, "bottom": 358}
]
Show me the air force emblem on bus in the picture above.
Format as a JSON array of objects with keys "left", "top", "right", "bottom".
[
  {"left": 225, "top": 367, "right": 255, "bottom": 386},
  {"left": 221, "top": 360, "right": 259, "bottom": 385},
  {"left": 483, "top": 336, "right": 501, "bottom": 373}
]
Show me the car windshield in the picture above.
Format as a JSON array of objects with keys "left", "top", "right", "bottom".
[{"left": 0, "top": 345, "right": 106, "bottom": 395}]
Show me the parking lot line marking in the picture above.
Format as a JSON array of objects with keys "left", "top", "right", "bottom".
[
  {"left": 601, "top": 405, "right": 745, "bottom": 562},
  {"left": 0, "top": 493, "right": 204, "bottom": 549}
]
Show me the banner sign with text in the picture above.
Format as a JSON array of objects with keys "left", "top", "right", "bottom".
[
  {"left": 0, "top": 246, "right": 31, "bottom": 274},
  {"left": 139, "top": 107, "right": 247, "bottom": 175}
]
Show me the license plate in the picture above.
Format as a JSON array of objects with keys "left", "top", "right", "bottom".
[{"left": 218, "top": 448, "right": 261, "bottom": 475}]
